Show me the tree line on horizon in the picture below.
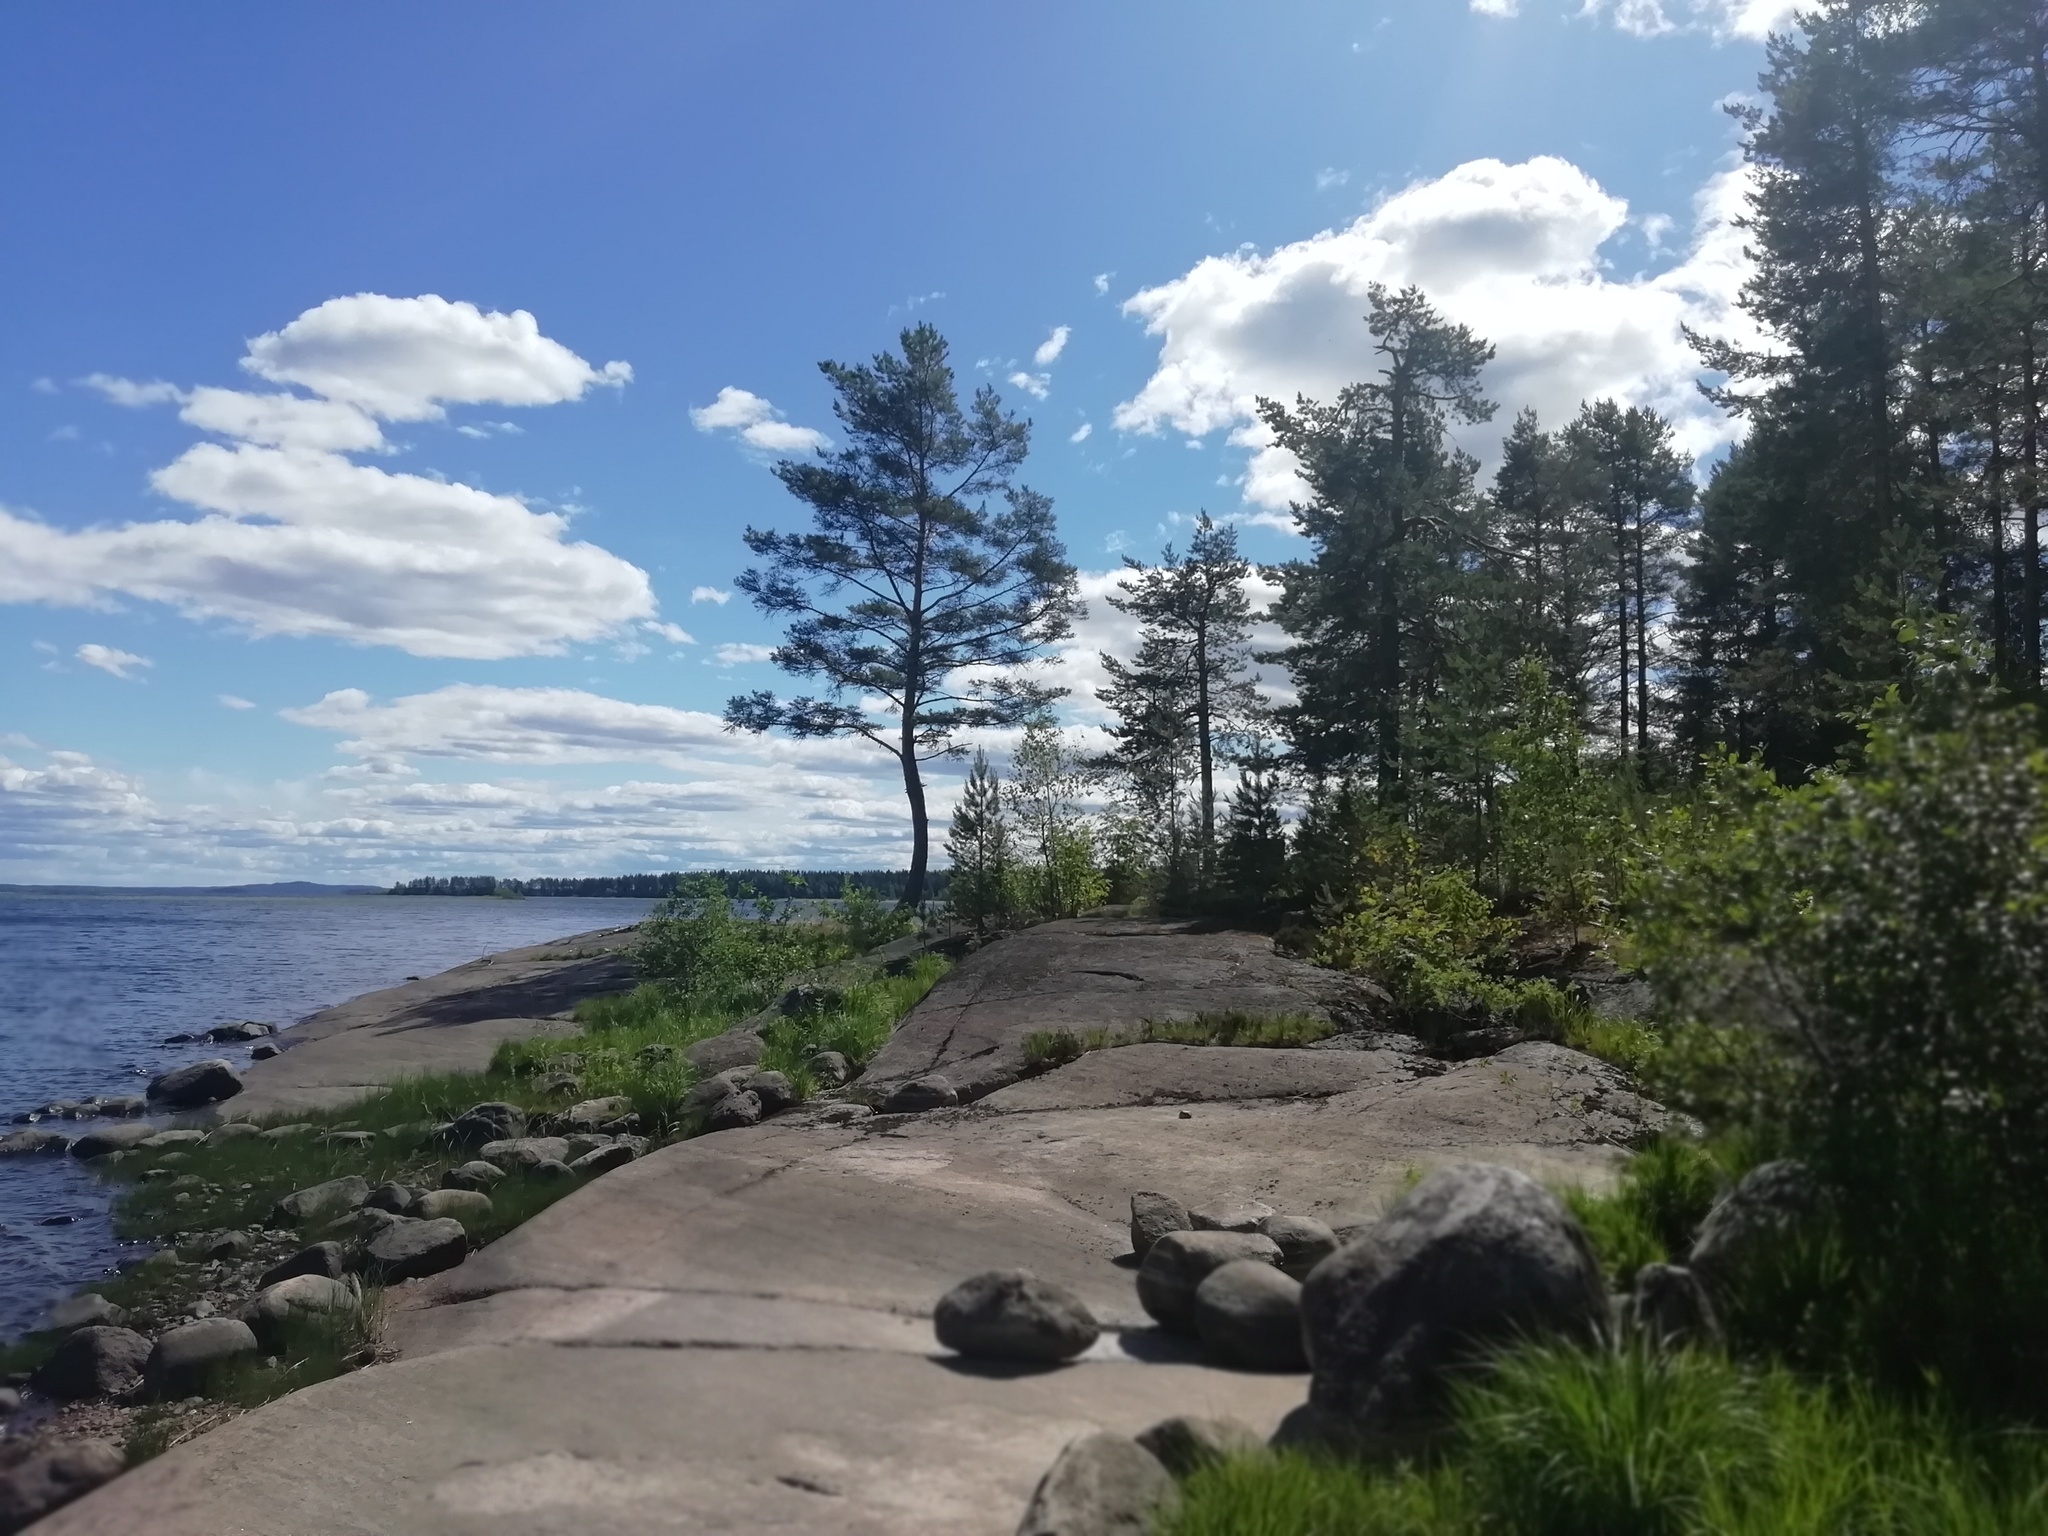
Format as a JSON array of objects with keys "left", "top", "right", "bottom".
[{"left": 386, "top": 870, "right": 949, "bottom": 900}]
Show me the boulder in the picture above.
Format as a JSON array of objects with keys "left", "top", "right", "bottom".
[
  {"left": 561, "top": 1131, "right": 614, "bottom": 1162},
  {"left": 98, "top": 1096, "right": 148, "bottom": 1117},
  {"left": 204, "top": 1122, "right": 263, "bottom": 1144},
  {"left": 31, "top": 1327, "right": 151, "bottom": 1401},
  {"left": 0, "top": 1387, "right": 15, "bottom": 1415},
  {"left": 683, "top": 1029, "right": 766, "bottom": 1074},
  {"left": 270, "top": 1174, "right": 371, "bottom": 1227},
  {"left": 44, "top": 1293, "right": 128, "bottom": 1333},
  {"left": 479, "top": 1136, "right": 572, "bottom": 1171},
  {"left": 1688, "top": 1159, "right": 1825, "bottom": 1298},
  {"left": 1134, "top": 1416, "right": 1266, "bottom": 1480},
  {"left": 529, "top": 1158, "right": 577, "bottom": 1182},
  {"left": 1626, "top": 1262, "right": 1722, "bottom": 1348},
  {"left": 364, "top": 1215, "right": 469, "bottom": 1283},
  {"left": 703, "top": 1091, "right": 762, "bottom": 1133},
  {"left": 146, "top": 1058, "right": 243, "bottom": 1109},
  {"left": 563, "top": 1095, "right": 632, "bottom": 1129},
  {"left": 1192, "top": 1200, "right": 1275, "bottom": 1234},
  {"left": 442, "top": 1101, "right": 526, "bottom": 1149},
  {"left": 441, "top": 1160, "right": 506, "bottom": 1192},
  {"left": 195, "top": 1230, "right": 253, "bottom": 1261},
  {"left": 1259, "top": 1214, "right": 1339, "bottom": 1281},
  {"left": 0, "top": 1128, "right": 69, "bottom": 1156},
  {"left": 0, "top": 1439, "right": 125, "bottom": 1532},
  {"left": 1295, "top": 1162, "right": 1607, "bottom": 1449},
  {"left": 1194, "top": 1260, "right": 1307, "bottom": 1371},
  {"left": 258, "top": 1122, "right": 314, "bottom": 1140},
  {"left": 205, "top": 1020, "right": 273, "bottom": 1042},
  {"left": 807, "top": 1049, "right": 854, "bottom": 1087},
  {"left": 258, "top": 1241, "right": 348, "bottom": 1290},
  {"left": 412, "top": 1188, "right": 493, "bottom": 1223},
  {"left": 242, "top": 1275, "right": 359, "bottom": 1345},
  {"left": 1017, "top": 1431, "right": 1179, "bottom": 1536},
  {"left": 145, "top": 1317, "right": 260, "bottom": 1397},
  {"left": 682, "top": 1069, "right": 751, "bottom": 1117},
  {"left": 1136, "top": 1230, "right": 1282, "bottom": 1334},
  {"left": 139, "top": 1129, "right": 208, "bottom": 1150},
  {"left": 364, "top": 1182, "right": 415, "bottom": 1214},
  {"left": 881, "top": 1074, "right": 958, "bottom": 1113},
  {"left": 933, "top": 1270, "right": 1099, "bottom": 1363},
  {"left": 570, "top": 1142, "right": 637, "bottom": 1177},
  {"left": 1130, "top": 1192, "right": 1191, "bottom": 1260},
  {"left": 69, "top": 1123, "right": 157, "bottom": 1160},
  {"left": 743, "top": 1069, "right": 797, "bottom": 1116},
  {"left": 815, "top": 1103, "right": 874, "bottom": 1127},
  {"left": 249, "top": 1042, "right": 281, "bottom": 1061}
]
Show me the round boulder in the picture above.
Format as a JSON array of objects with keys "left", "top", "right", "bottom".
[
  {"left": 934, "top": 1269, "right": 1099, "bottom": 1362},
  {"left": 43, "top": 1294, "right": 128, "bottom": 1334},
  {"left": 570, "top": 1142, "right": 637, "bottom": 1178},
  {"left": 1192, "top": 1200, "right": 1274, "bottom": 1234},
  {"left": 146, "top": 1058, "right": 243, "bottom": 1110},
  {"left": 703, "top": 1090, "right": 762, "bottom": 1133},
  {"left": 1017, "top": 1431, "right": 1178, "bottom": 1536},
  {"left": 441, "top": 1160, "right": 506, "bottom": 1192},
  {"left": 364, "top": 1182, "right": 415, "bottom": 1214},
  {"left": 442, "top": 1101, "right": 526, "bottom": 1149},
  {"left": 31, "top": 1327, "right": 151, "bottom": 1401},
  {"left": 1136, "top": 1230, "right": 1282, "bottom": 1334},
  {"left": 1295, "top": 1162, "right": 1607, "bottom": 1448},
  {"left": 1130, "top": 1191, "right": 1191, "bottom": 1260},
  {"left": 807, "top": 1049, "right": 853, "bottom": 1087},
  {"left": 478, "top": 1137, "right": 571, "bottom": 1171},
  {"left": 1687, "top": 1159, "right": 1825, "bottom": 1299},
  {"left": 269, "top": 1174, "right": 371, "bottom": 1228},
  {"left": 1259, "top": 1213, "right": 1339, "bottom": 1281},
  {"left": 742, "top": 1069, "right": 797, "bottom": 1116},
  {"left": 243, "top": 1275, "right": 360, "bottom": 1346},
  {"left": 364, "top": 1215, "right": 469, "bottom": 1283},
  {"left": 1134, "top": 1415, "right": 1267, "bottom": 1480},
  {"left": 1194, "top": 1259, "right": 1307, "bottom": 1371},
  {"left": 881, "top": 1074, "right": 958, "bottom": 1113},
  {"left": 412, "top": 1187, "right": 493, "bottom": 1223},
  {"left": 258, "top": 1241, "right": 348, "bottom": 1290},
  {"left": 69, "top": 1123, "right": 156, "bottom": 1160},
  {"left": 145, "top": 1318, "right": 259, "bottom": 1398},
  {"left": 0, "top": 1439, "right": 125, "bottom": 1532}
]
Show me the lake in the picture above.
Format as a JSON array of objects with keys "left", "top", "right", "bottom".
[{"left": 0, "top": 893, "right": 657, "bottom": 1340}]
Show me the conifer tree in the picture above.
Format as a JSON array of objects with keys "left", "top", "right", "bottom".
[
  {"left": 1218, "top": 742, "right": 1290, "bottom": 909},
  {"left": 944, "top": 749, "right": 1011, "bottom": 933}
]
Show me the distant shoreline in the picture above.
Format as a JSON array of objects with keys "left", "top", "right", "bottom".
[{"left": 0, "top": 882, "right": 388, "bottom": 897}]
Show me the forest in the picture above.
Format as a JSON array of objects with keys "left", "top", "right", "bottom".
[{"left": 723, "top": 3, "right": 2048, "bottom": 1525}]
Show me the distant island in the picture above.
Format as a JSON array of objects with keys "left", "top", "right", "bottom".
[
  {"left": 0, "top": 881, "right": 385, "bottom": 897},
  {"left": 386, "top": 869, "right": 949, "bottom": 900}
]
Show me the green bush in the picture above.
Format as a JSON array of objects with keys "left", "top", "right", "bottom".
[
  {"left": 634, "top": 886, "right": 845, "bottom": 1011},
  {"left": 1632, "top": 622, "right": 2048, "bottom": 1412},
  {"left": 1566, "top": 1137, "right": 1726, "bottom": 1286}
]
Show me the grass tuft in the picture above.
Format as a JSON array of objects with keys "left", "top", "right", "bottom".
[{"left": 1020, "top": 1010, "right": 1336, "bottom": 1070}]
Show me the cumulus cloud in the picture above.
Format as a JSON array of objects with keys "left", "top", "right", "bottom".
[
  {"left": 1581, "top": 0, "right": 1801, "bottom": 40},
  {"left": 1070, "top": 423, "right": 1093, "bottom": 443},
  {"left": 1114, "top": 155, "right": 1758, "bottom": 519},
  {"left": 691, "top": 586, "right": 731, "bottom": 606},
  {"left": 1034, "top": 326, "right": 1071, "bottom": 366},
  {"left": 2, "top": 296, "right": 660, "bottom": 658},
  {"left": 1093, "top": 273, "right": 1112, "bottom": 296},
  {"left": 1007, "top": 371, "right": 1052, "bottom": 400},
  {"left": 690, "top": 387, "right": 830, "bottom": 455},
  {"left": 76, "top": 643, "right": 151, "bottom": 678},
  {"left": 710, "top": 642, "right": 776, "bottom": 666},
  {"left": 1471, "top": 0, "right": 1519, "bottom": 12},
  {"left": 242, "top": 294, "right": 630, "bottom": 421}
]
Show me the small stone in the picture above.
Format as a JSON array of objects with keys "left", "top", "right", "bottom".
[
  {"left": 270, "top": 1174, "right": 371, "bottom": 1228},
  {"left": 249, "top": 1042, "right": 281, "bottom": 1060},
  {"left": 100, "top": 1095, "right": 148, "bottom": 1117},
  {"left": 683, "top": 1028, "right": 766, "bottom": 1074},
  {"left": 1626, "top": 1262, "right": 1721, "bottom": 1348},
  {"left": 478, "top": 1136, "right": 571, "bottom": 1170},
  {"left": 364, "top": 1215, "right": 469, "bottom": 1282},
  {"left": 815, "top": 1103, "right": 873, "bottom": 1126},
  {"left": 1136, "top": 1230, "right": 1282, "bottom": 1334},
  {"left": 1191, "top": 1200, "right": 1274, "bottom": 1234},
  {"left": 563, "top": 1095, "right": 632, "bottom": 1129},
  {"left": 364, "top": 1182, "right": 415, "bottom": 1214},
  {"left": 31, "top": 1327, "right": 151, "bottom": 1400},
  {"left": 0, "top": 1439, "right": 125, "bottom": 1531},
  {"left": 1017, "top": 1431, "right": 1179, "bottom": 1536},
  {"left": 196, "top": 1230, "right": 253, "bottom": 1261},
  {"left": 442, "top": 1101, "right": 526, "bottom": 1148},
  {"left": 806, "top": 1050, "right": 853, "bottom": 1087},
  {"left": 703, "top": 1091, "right": 762, "bottom": 1133},
  {"left": 1178, "top": 1109, "right": 1193, "bottom": 1119},
  {"left": 682, "top": 1068, "right": 751, "bottom": 1116},
  {"left": 42, "top": 1293, "right": 128, "bottom": 1334},
  {"left": 529, "top": 1158, "right": 577, "bottom": 1182},
  {"left": 258, "top": 1122, "right": 315, "bottom": 1141},
  {"left": 1134, "top": 1416, "right": 1267, "bottom": 1480},
  {"left": 0, "top": 1127, "right": 70, "bottom": 1156},
  {"left": 1258, "top": 1214, "right": 1339, "bottom": 1281},
  {"left": 561, "top": 1132, "right": 614, "bottom": 1162},
  {"left": 68, "top": 1123, "right": 157, "bottom": 1160},
  {"left": 146, "top": 1058, "right": 244, "bottom": 1109},
  {"left": 258, "top": 1241, "right": 350, "bottom": 1289},
  {"left": 881, "top": 1074, "right": 957, "bottom": 1113},
  {"left": 242, "top": 1275, "right": 359, "bottom": 1345},
  {"left": 205, "top": 1020, "right": 273, "bottom": 1043},
  {"left": 1194, "top": 1260, "right": 1307, "bottom": 1371},
  {"left": 1130, "top": 1191, "right": 1191, "bottom": 1260},
  {"left": 743, "top": 1070, "right": 797, "bottom": 1115},
  {"left": 440, "top": 1160, "right": 506, "bottom": 1192},
  {"left": 570, "top": 1142, "right": 637, "bottom": 1177},
  {"left": 412, "top": 1187, "right": 493, "bottom": 1222},
  {"left": 145, "top": 1317, "right": 260, "bottom": 1397},
  {"left": 204, "top": 1122, "right": 263, "bottom": 1144},
  {"left": 934, "top": 1270, "right": 1099, "bottom": 1362}
]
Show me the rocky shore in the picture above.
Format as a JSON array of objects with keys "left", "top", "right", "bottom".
[{"left": 8, "top": 917, "right": 1679, "bottom": 1535}]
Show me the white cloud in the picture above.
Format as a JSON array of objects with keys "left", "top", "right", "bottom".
[
  {"left": 1315, "top": 167, "right": 1353, "bottom": 190},
  {"left": 1114, "top": 155, "right": 1759, "bottom": 518},
  {"left": 1007, "top": 371, "right": 1051, "bottom": 400},
  {"left": 31, "top": 378, "right": 58, "bottom": 395},
  {"left": 1093, "top": 273, "right": 1112, "bottom": 296},
  {"left": 1471, "top": 0, "right": 1519, "bottom": 12},
  {"left": 690, "top": 586, "right": 731, "bottom": 605},
  {"left": 1, "top": 296, "right": 658, "bottom": 659},
  {"left": 242, "top": 294, "right": 630, "bottom": 422},
  {"left": 1581, "top": 0, "right": 1800, "bottom": 39},
  {"left": 218, "top": 694, "right": 256, "bottom": 710},
  {"left": 1034, "top": 326, "right": 1071, "bottom": 366},
  {"left": 710, "top": 642, "right": 776, "bottom": 666},
  {"left": 76, "top": 643, "right": 152, "bottom": 679},
  {"left": 1070, "top": 423, "right": 1093, "bottom": 443},
  {"left": 81, "top": 374, "right": 183, "bottom": 408},
  {"left": 454, "top": 420, "right": 523, "bottom": 440},
  {"left": 642, "top": 621, "right": 696, "bottom": 645},
  {"left": 690, "top": 386, "right": 830, "bottom": 455}
]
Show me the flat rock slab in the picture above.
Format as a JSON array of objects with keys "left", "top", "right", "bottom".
[
  {"left": 219, "top": 928, "right": 638, "bottom": 1121},
  {"left": 976, "top": 1041, "right": 1414, "bottom": 1113},
  {"left": 862, "top": 918, "right": 1380, "bottom": 1103},
  {"left": 33, "top": 1345, "right": 1303, "bottom": 1536}
]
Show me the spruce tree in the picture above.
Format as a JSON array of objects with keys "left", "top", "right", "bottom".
[
  {"left": 944, "top": 749, "right": 1011, "bottom": 933},
  {"left": 1218, "top": 743, "right": 1290, "bottom": 909}
]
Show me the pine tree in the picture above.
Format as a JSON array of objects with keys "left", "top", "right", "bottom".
[
  {"left": 944, "top": 749, "right": 1011, "bottom": 933},
  {"left": 1218, "top": 742, "right": 1290, "bottom": 909}
]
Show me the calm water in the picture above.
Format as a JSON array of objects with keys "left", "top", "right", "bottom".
[{"left": 0, "top": 894, "right": 656, "bottom": 1340}]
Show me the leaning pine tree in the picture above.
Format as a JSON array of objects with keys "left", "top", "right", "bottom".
[{"left": 724, "top": 325, "right": 1080, "bottom": 908}]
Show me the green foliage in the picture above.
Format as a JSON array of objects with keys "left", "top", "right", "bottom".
[
  {"left": 1009, "top": 718, "right": 1107, "bottom": 920},
  {"left": 945, "top": 749, "right": 1014, "bottom": 931},
  {"left": 1566, "top": 1137, "right": 1728, "bottom": 1285},
  {"left": 836, "top": 883, "right": 912, "bottom": 952},
  {"left": 1158, "top": 1451, "right": 1470, "bottom": 1536},
  {"left": 1019, "top": 1010, "right": 1336, "bottom": 1070},
  {"left": 634, "top": 883, "right": 846, "bottom": 1012},
  {"left": 1497, "top": 658, "right": 1625, "bottom": 933},
  {"left": 1217, "top": 742, "right": 1290, "bottom": 909},
  {"left": 756, "top": 954, "right": 949, "bottom": 1087}
]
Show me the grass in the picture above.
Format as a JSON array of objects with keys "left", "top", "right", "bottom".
[
  {"left": 1563, "top": 1136, "right": 1728, "bottom": 1287},
  {"left": 1157, "top": 1343, "right": 2048, "bottom": 1536},
  {"left": 1020, "top": 1010, "right": 1336, "bottom": 1070}
]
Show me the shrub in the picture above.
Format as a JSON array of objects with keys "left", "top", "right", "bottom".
[
  {"left": 1566, "top": 1137, "right": 1727, "bottom": 1286},
  {"left": 634, "top": 885, "right": 844, "bottom": 1011}
]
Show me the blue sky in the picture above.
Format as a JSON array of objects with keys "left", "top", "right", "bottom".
[{"left": 1, "top": 0, "right": 1791, "bottom": 883}]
